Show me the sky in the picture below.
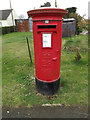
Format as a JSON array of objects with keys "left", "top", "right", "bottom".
[{"left": 0, "top": 0, "right": 89, "bottom": 19}]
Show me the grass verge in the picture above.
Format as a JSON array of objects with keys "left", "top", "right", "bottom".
[{"left": 2, "top": 32, "right": 88, "bottom": 107}]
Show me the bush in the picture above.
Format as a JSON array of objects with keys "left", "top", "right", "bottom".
[
  {"left": 69, "top": 13, "right": 88, "bottom": 35},
  {"left": 1, "top": 26, "right": 15, "bottom": 35}
]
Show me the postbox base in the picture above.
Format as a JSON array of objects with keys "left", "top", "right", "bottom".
[{"left": 35, "top": 77, "right": 60, "bottom": 95}]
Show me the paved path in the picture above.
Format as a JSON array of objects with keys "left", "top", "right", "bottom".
[{"left": 2, "top": 105, "right": 88, "bottom": 118}]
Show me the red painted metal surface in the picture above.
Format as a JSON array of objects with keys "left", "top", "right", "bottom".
[{"left": 27, "top": 8, "right": 67, "bottom": 83}]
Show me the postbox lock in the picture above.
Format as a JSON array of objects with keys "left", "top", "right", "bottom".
[{"left": 45, "top": 20, "right": 49, "bottom": 24}]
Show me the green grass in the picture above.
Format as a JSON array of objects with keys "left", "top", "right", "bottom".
[{"left": 2, "top": 32, "right": 88, "bottom": 107}]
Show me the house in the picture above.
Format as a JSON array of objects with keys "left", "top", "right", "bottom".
[{"left": 0, "top": 9, "right": 19, "bottom": 27}]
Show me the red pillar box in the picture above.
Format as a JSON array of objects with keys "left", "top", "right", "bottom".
[{"left": 27, "top": 8, "right": 67, "bottom": 95}]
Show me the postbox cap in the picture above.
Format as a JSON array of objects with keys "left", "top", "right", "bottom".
[{"left": 27, "top": 8, "right": 67, "bottom": 18}]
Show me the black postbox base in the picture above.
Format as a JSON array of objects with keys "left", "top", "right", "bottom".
[{"left": 35, "top": 77, "right": 60, "bottom": 95}]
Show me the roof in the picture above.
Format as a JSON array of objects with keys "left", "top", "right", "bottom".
[
  {"left": 27, "top": 8, "right": 67, "bottom": 18},
  {"left": 0, "top": 9, "right": 12, "bottom": 20},
  {"left": 63, "top": 18, "right": 75, "bottom": 22}
]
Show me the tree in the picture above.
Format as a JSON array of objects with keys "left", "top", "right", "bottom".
[
  {"left": 19, "top": 14, "right": 25, "bottom": 19},
  {"left": 64, "top": 7, "right": 77, "bottom": 18},
  {"left": 40, "top": 2, "right": 51, "bottom": 7},
  {"left": 69, "top": 13, "right": 87, "bottom": 34}
]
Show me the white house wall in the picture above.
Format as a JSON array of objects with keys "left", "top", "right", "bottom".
[
  {"left": 7, "top": 10, "right": 19, "bottom": 26},
  {"left": 7, "top": 13, "right": 13, "bottom": 26},
  {"left": 0, "top": 20, "right": 8, "bottom": 27},
  {"left": 13, "top": 10, "right": 19, "bottom": 20}
]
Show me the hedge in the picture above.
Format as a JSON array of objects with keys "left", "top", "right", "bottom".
[{"left": 1, "top": 26, "right": 15, "bottom": 35}]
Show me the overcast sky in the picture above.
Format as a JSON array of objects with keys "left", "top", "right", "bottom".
[{"left": 0, "top": 0, "right": 89, "bottom": 19}]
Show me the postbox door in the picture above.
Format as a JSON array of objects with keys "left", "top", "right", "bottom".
[
  {"left": 34, "top": 22, "right": 62, "bottom": 82},
  {"left": 41, "top": 31, "right": 61, "bottom": 81}
]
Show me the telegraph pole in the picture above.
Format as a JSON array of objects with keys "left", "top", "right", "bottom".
[
  {"left": 55, "top": 0, "right": 57, "bottom": 7},
  {"left": 9, "top": 0, "right": 15, "bottom": 31}
]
